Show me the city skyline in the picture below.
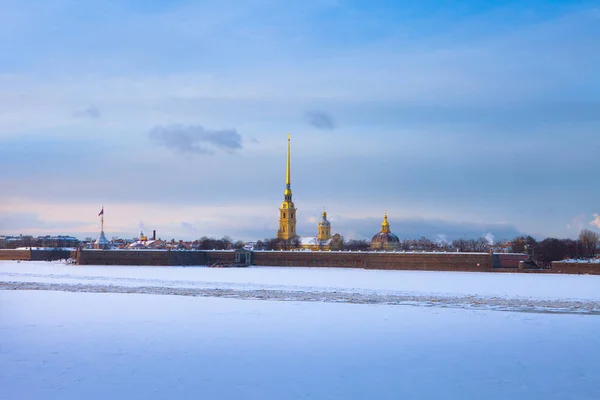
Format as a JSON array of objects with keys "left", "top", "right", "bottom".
[{"left": 1, "top": 0, "right": 599, "bottom": 241}]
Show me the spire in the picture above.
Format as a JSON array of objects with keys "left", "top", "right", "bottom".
[
  {"left": 381, "top": 211, "right": 390, "bottom": 233},
  {"left": 95, "top": 205, "right": 109, "bottom": 249},
  {"left": 286, "top": 133, "right": 291, "bottom": 186},
  {"left": 284, "top": 133, "right": 292, "bottom": 200},
  {"left": 278, "top": 133, "right": 297, "bottom": 240}
]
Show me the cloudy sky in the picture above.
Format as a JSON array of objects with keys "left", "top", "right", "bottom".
[{"left": 0, "top": 0, "right": 599, "bottom": 242}]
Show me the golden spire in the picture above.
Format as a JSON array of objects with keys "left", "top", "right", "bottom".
[
  {"left": 286, "top": 133, "right": 291, "bottom": 185},
  {"left": 284, "top": 133, "right": 292, "bottom": 198},
  {"left": 278, "top": 133, "right": 297, "bottom": 240},
  {"left": 381, "top": 211, "right": 390, "bottom": 233}
]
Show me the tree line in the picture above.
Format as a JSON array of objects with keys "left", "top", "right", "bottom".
[
  {"left": 3, "top": 230, "right": 598, "bottom": 267},
  {"left": 511, "top": 229, "right": 599, "bottom": 266},
  {"left": 250, "top": 229, "right": 600, "bottom": 267}
]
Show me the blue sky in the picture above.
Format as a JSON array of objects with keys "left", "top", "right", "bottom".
[{"left": 0, "top": 0, "right": 599, "bottom": 241}]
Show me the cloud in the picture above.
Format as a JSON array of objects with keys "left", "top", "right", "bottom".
[
  {"left": 590, "top": 214, "right": 600, "bottom": 229},
  {"left": 73, "top": 106, "right": 100, "bottom": 119},
  {"left": 305, "top": 110, "right": 335, "bottom": 130},
  {"left": 148, "top": 124, "right": 243, "bottom": 155}
]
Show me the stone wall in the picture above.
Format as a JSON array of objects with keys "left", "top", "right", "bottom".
[
  {"left": 77, "top": 250, "right": 235, "bottom": 266},
  {"left": 253, "top": 251, "right": 492, "bottom": 271},
  {"left": 0, "top": 249, "right": 77, "bottom": 261},
  {"left": 78, "top": 250, "right": 170, "bottom": 266},
  {"left": 30, "top": 249, "right": 73, "bottom": 261},
  {"left": 550, "top": 261, "right": 600, "bottom": 275},
  {"left": 0, "top": 249, "right": 30, "bottom": 261},
  {"left": 77, "top": 249, "right": 493, "bottom": 271},
  {"left": 75, "top": 250, "right": 600, "bottom": 275}
]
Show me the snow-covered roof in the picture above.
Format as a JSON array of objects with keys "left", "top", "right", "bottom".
[
  {"left": 558, "top": 258, "right": 600, "bottom": 263},
  {"left": 14, "top": 247, "right": 77, "bottom": 251},
  {"left": 95, "top": 231, "right": 110, "bottom": 245},
  {"left": 299, "top": 236, "right": 332, "bottom": 246},
  {"left": 127, "top": 240, "right": 162, "bottom": 248}
]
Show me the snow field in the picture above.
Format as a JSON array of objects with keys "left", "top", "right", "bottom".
[{"left": 1, "top": 290, "right": 599, "bottom": 400}]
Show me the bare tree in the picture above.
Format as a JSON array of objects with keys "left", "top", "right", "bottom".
[
  {"left": 535, "top": 238, "right": 567, "bottom": 266},
  {"left": 563, "top": 238, "right": 583, "bottom": 259},
  {"left": 345, "top": 239, "right": 370, "bottom": 251},
  {"left": 510, "top": 236, "right": 537, "bottom": 254},
  {"left": 452, "top": 238, "right": 469, "bottom": 252},
  {"left": 416, "top": 237, "right": 436, "bottom": 251},
  {"left": 329, "top": 234, "right": 344, "bottom": 251},
  {"left": 260, "top": 238, "right": 279, "bottom": 250},
  {"left": 579, "top": 229, "right": 599, "bottom": 258},
  {"left": 289, "top": 236, "right": 301, "bottom": 250},
  {"left": 472, "top": 237, "right": 490, "bottom": 252}
]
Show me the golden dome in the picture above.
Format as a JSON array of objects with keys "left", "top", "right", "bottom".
[{"left": 371, "top": 211, "right": 399, "bottom": 250}]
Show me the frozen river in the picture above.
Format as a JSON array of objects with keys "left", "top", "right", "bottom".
[{"left": 1, "top": 262, "right": 599, "bottom": 399}]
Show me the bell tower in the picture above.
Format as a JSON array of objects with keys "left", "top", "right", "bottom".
[
  {"left": 277, "top": 134, "right": 297, "bottom": 240},
  {"left": 317, "top": 210, "right": 331, "bottom": 241}
]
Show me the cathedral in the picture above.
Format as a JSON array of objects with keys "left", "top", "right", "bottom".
[
  {"left": 276, "top": 134, "right": 297, "bottom": 240},
  {"left": 276, "top": 134, "right": 399, "bottom": 251},
  {"left": 276, "top": 134, "right": 332, "bottom": 250},
  {"left": 370, "top": 212, "right": 400, "bottom": 251}
]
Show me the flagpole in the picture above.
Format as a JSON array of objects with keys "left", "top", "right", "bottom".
[{"left": 101, "top": 205, "right": 104, "bottom": 233}]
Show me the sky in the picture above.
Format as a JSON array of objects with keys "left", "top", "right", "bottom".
[{"left": 0, "top": 0, "right": 599, "bottom": 242}]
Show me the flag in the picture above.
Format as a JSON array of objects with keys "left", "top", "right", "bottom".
[{"left": 98, "top": 207, "right": 104, "bottom": 216}]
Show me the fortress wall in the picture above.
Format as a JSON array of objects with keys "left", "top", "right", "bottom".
[
  {"left": 77, "top": 250, "right": 235, "bottom": 266},
  {"left": 30, "top": 249, "right": 72, "bottom": 261},
  {"left": 363, "top": 252, "right": 491, "bottom": 271},
  {"left": 252, "top": 251, "right": 492, "bottom": 271},
  {"left": 550, "top": 261, "right": 600, "bottom": 275},
  {"left": 75, "top": 249, "right": 493, "bottom": 271},
  {"left": 0, "top": 249, "right": 31, "bottom": 261},
  {"left": 78, "top": 250, "right": 170, "bottom": 266},
  {"left": 168, "top": 251, "right": 209, "bottom": 266},
  {"left": 73, "top": 250, "right": 600, "bottom": 275},
  {"left": 205, "top": 251, "right": 236, "bottom": 265},
  {"left": 252, "top": 251, "right": 367, "bottom": 268}
]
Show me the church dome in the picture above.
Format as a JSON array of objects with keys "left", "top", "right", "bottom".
[
  {"left": 370, "top": 212, "right": 400, "bottom": 250},
  {"left": 318, "top": 211, "right": 331, "bottom": 226}
]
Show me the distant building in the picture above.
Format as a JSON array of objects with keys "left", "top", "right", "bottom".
[
  {"left": 37, "top": 235, "right": 80, "bottom": 248},
  {"left": 272, "top": 134, "right": 404, "bottom": 252},
  {"left": 127, "top": 230, "right": 165, "bottom": 249},
  {"left": 276, "top": 134, "right": 297, "bottom": 240},
  {"left": 94, "top": 207, "right": 110, "bottom": 249},
  {"left": 94, "top": 232, "right": 110, "bottom": 250},
  {"left": 0, "top": 235, "right": 79, "bottom": 249},
  {"left": 370, "top": 212, "right": 400, "bottom": 251},
  {"left": 300, "top": 211, "right": 332, "bottom": 251},
  {"left": 274, "top": 134, "right": 337, "bottom": 251}
]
